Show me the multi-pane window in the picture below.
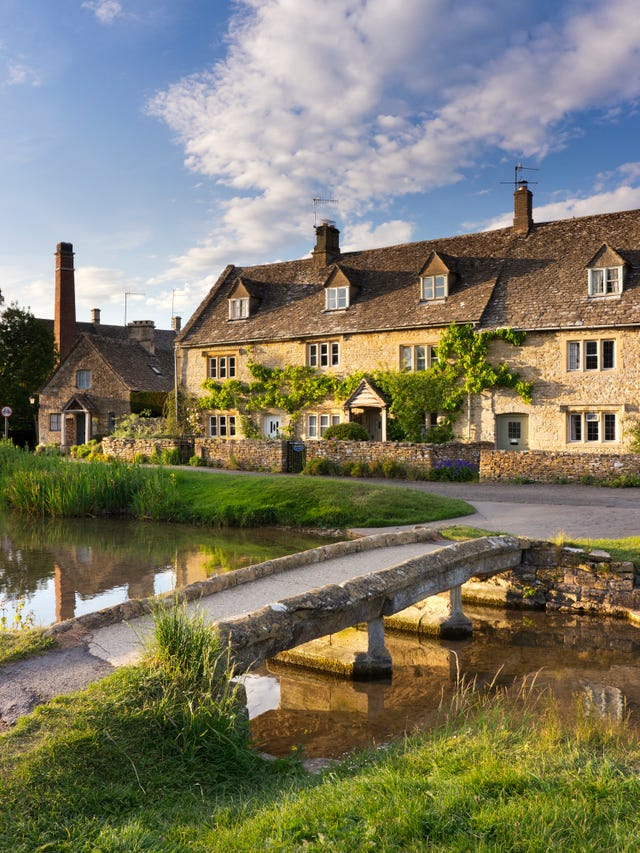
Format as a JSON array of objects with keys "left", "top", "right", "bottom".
[
  {"left": 76, "top": 369, "right": 91, "bottom": 389},
  {"left": 307, "top": 413, "right": 340, "bottom": 438},
  {"left": 308, "top": 341, "right": 340, "bottom": 367},
  {"left": 325, "top": 286, "right": 349, "bottom": 310},
  {"left": 209, "top": 415, "right": 237, "bottom": 437},
  {"left": 569, "top": 412, "right": 617, "bottom": 443},
  {"left": 566, "top": 340, "right": 615, "bottom": 371},
  {"left": 50, "top": 413, "right": 61, "bottom": 432},
  {"left": 228, "top": 297, "right": 249, "bottom": 319},
  {"left": 588, "top": 267, "right": 622, "bottom": 296},
  {"left": 401, "top": 344, "right": 438, "bottom": 371},
  {"left": 420, "top": 275, "right": 448, "bottom": 300},
  {"left": 209, "top": 355, "right": 237, "bottom": 379}
]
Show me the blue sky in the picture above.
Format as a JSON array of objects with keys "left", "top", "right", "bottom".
[{"left": 2, "top": 0, "right": 640, "bottom": 329}]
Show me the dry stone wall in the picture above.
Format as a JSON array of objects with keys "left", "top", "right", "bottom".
[
  {"left": 305, "top": 440, "right": 490, "bottom": 473},
  {"left": 480, "top": 449, "right": 640, "bottom": 482}
]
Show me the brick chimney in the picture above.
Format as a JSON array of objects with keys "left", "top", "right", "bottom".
[
  {"left": 128, "top": 320, "right": 155, "bottom": 354},
  {"left": 54, "top": 242, "right": 77, "bottom": 361},
  {"left": 513, "top": 181, "right": 533, "bottom": 235},
  {"left": 312, "top": 220, "right": 340, "bottom": 268}
]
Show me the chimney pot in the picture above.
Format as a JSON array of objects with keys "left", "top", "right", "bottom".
[
  {"left": 171, "top": 315, "right": 182, "bottom": 332},
  {"left": 91, "top": 308, "right": 101, "bottom": 324}
]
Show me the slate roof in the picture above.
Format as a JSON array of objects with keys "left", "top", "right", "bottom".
[
  {"left": 86, "top": 335, "right": 175, "bottom": 392},
  {"left": 178, "top": 206, "right": 640, "bottom": 347}
]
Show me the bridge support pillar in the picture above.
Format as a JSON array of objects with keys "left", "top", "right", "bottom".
[
  {"left": 439, "top": 585, "right": 472, "bottom": 639},
  {"left": 353, "top": 617, "right": 392, "bottom": 680}
]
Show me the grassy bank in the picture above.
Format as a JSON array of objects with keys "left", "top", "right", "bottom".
[
  {"left": 1, "top": 609, "right": 639, "bottom": 851},
  {"left": 0, "top": 444, "right": 473, "bottom": 527}
]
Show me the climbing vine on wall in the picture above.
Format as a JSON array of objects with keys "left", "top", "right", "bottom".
[{"left": 199, "top": 324, "right": 532, "bottom": 441}]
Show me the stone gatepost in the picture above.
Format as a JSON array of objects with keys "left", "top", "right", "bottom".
[{"left": 352, "top": 616, "right": 392, "bottom": 680}]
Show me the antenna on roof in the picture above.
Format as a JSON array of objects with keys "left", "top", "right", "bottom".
[
  {"left": 501, "top": 163, "right": 539, "bottom": 190},
  {"left": 124, "top": 291, "right": 145, "bottom": 326},
  {"left": 313, "top": 196, "right": 338, "bottom": 226}
]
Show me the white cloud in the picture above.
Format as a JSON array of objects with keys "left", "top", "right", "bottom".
[
  {"left": 5, "top": 61, "right": 41, "bottom": 87},
  {"left": 81, "top": 1, "right": 123, "bottom": 25},
  {"left": 148, "top": 0, "right": 640, "bottom": 280}
]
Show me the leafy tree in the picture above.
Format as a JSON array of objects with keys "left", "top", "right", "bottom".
[{"left": 0, "top": 303, "right": 56, "bottom": 443}]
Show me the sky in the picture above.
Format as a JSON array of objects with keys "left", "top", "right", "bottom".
[{"left": 2, "top": 0, "right": 640, "bottom": 329}]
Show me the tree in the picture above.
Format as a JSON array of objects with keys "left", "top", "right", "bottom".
[{"left": 0, "top": 303, "right": 56, "bottom": 444}]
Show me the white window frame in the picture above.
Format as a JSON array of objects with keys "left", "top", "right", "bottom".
[
  {"left": 325, "top": 286, "right": 349, "bottom": 311},
  {"left": 228, "top": 297, "right": 249, "bottom": 320},
  {"left": 568, "top": 411, "right": 617, "bottom": 444},
  {"left": 566, "top": 339, "right": 615, "bottom": 372},
  {"left": 307, "top": 412, "right": 340, "bottom": 439},
  {"left": 307, "top": 414, "right": 318, "bottom": 438},
  {"left": 420, "top": 274, "right": 448, "bottom": 300},
  {"left": 401, "top": 344, "right": 439, "bottom": 372},
  {"left": 308, "top": 341, "right": 340, "bottom": 368},
  {"left": 76, "top": 369, "right": 91, "bottom": 389},
  {"left": 209, "top": 414, "right": 237, "bottom": 438},
  {"left": 209, "top": 355, "right": 237, "bottom": 380},
  {"left": 588, "top": 266, "right": 622, "bottom": 296},
  {"left": 50, "top": 413, "right": 61, "bottom": 432}
]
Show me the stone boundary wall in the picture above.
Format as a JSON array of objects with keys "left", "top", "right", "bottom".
[
  {"left": 193, "top": 438, "right": 286, "bottom": 472},
  {"left": 102, "top": 436, "right": 194, "bottom": 463},
  {"left": 464, "top": 542, "right": 640, "bottom": 620},
  {"left": 480, "top": 449, "right": 640, "bottom": 483},
  {"left": 305, "top": 440, "right": 491, "bottom": 473}
]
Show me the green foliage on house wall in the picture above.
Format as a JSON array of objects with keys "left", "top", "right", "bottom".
[{"left": 199, "top": 324, "right": 532, "bottom": 441}]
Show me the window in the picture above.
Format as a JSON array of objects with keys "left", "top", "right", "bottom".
[
  {"left": 588, "top": 267, "right": 622, "bottom": 296},
  {"left": 307, "top": 413, "right": 340, "bottom": 439},
  {"left": 568, "top": 411, "right": 617, "bottom": 444},
  {"left": 50, "top": 413, "right": 61, "bottom": 432},
  {"left": 228, "top": 297, "right": 249, "bottom": 319},
  {"left": 401, "top": 344, "right": 438, "bottom": 371},
  {"left": 76, "top": 369, "right": 91, "bottom": 389},
  {"left": 326, "top": 286, "right": 349, "bottom": 310},
  {"left": 308, "top": 341, "right": 340, "bottom": 367},
  {"left": 209, "top": 355, "right": 237, "bottom": 379},
  {"left": 107, "top": 412, "right": 116, "bottom": 432},
  {"left": 421, "top": 274, "right": 448, "bottom": 300},
  {"left": 566, "top": 340, "right": 615, "bottom": 371},
  {"left": 209, "top": 415, "right": 237, "bottom": 437}
]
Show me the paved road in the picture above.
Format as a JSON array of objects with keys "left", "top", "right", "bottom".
[{"left": 2, "top": 480, "right": 640, "bottom": 728}]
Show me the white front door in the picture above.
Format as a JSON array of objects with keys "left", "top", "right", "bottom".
[{"left": 265, "top": 416, "right": 281, "bottom": 439}]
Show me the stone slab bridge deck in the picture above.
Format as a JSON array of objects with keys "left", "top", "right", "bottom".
[{"left": 2, "top": 531, "right": 528, "bottom": 727}]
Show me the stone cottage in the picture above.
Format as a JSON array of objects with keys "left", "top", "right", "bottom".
[
  {"left": 37, "top": 243, "right": 178, "bottom": 449},
  {"left": 173, "top": 187, "right": 640, "bottom": 452}
]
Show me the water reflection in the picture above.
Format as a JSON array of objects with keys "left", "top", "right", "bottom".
[
  {"left": 249, "top": 606, "right": 640, "bottom": 759},
  {"left": 0, "top": 513, "right": 336, "bottom": 627}
]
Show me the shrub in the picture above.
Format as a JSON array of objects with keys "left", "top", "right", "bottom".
[
  {"left": 428, "top": 459, "right": 479, "bottom": 482},
  {"left": 132, "top": 452, "right": 148, "bottom": 464},
  {"left": 381, "top": 459, "right": 408, "bottom": 479},
  {"left": 323, "top": 422, "right": 369, "bottom": 441},
  {"left": 188, "top": 454, "right": 204, "bottom": 467},
  {"left": 160, "top": 447, "right": 182, "bottom": 466},
  {"left": 302, "top": 457, "right": 341, "bottom": 476}
]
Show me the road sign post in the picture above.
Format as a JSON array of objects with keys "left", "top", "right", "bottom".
[{"left": 1, "top": 406, "right": 12, "bottom": 440}]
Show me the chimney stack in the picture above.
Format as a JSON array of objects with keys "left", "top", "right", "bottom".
[
  {"left": 54, "top": 242, "right": 77, "bottom": 361},
  {"left": 171, "top": 315, "right": 182, "bottom": 332},
  {"left": 91, "top": 308, "right": 101, "bottom": 325},
  {"left": 513, "top": 181, "right": 533, "bottom": 235},
  {"left": 312, "top": 220, "right": 341, "bottom": 268},
  {"left": 128, "top": 319, "right": 156, "bottom": 355}
]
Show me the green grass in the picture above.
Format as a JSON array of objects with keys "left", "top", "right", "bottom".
[
  {"left": 0, "top": 629, "right": 56, "bottom": 665},
  {"left": 168, "top": 470, "right": 473, "bottom": 528},
  {"left": 562, "top": 536, "right": 640, "bottom": 566},
  {"left": 1, "top": 644, "right": 639, "bottom": 852}
]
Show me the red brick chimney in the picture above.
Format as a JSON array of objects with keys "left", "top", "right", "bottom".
[
  {"left": 513, "top": 181, "right": 533, "bottom": 235},
  {"left": 54, "top": 242, "right": 77, "bottom": 361}
]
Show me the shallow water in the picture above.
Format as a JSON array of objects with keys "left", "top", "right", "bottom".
[
  {"left": 0, "top": 512, "right": 337, "bottom": 627},
  {"left": 248, "top": 605, "right": 640, "bottom": 759}
]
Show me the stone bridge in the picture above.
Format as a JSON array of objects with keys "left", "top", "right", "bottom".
[{"left": 215, "top": 535, "right": 525, "bottom": 678}]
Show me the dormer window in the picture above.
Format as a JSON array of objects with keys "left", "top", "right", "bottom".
[
  {"left": 326, "top": 285, "right": 349, "bottom": 310},
  {"left": 421, "top": 274, "right": 448, "bottom": 300},
  {"left": 588, "top": 267, "right": 622, "bottom": 297},
  {"left": 229, "top": 297, "right": 249, "bottom": 320}
]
